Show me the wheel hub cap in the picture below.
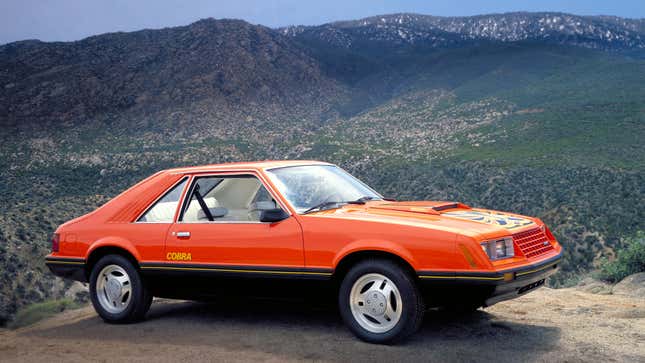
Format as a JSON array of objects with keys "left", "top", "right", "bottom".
[
  {"left": 349, "top": 273, "right": 403, "bottom": 334},
  {"left": 95, "top": 264, "right": 132, "bottom": 314},
  {"left": 366, "top": 291, "right": 387, "bottom": 315},
  {"left": 105, "top": 278, "right": 122, "bottom": 301}
]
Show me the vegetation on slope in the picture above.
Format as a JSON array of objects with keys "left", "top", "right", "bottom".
[
  {"left": 597, "top": 232, "right": 645, "bottom": 283},
  {"left": 8, "top": 299, "right": 79, "bottom": 329},
  {"left": 1, "top": 16, "right": 644, "bottom": 324}
]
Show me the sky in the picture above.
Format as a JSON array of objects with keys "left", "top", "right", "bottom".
[{"left": 1, "top": 0, "right": 644, "bottom": 45}]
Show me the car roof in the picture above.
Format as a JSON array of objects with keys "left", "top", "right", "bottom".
[{"left": 164, "top": 160, "right": 332, "bottom": 174}]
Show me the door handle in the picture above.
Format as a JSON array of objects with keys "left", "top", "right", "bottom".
[{"left": 176, "top": 231, "right": 191, "bottom": 238}]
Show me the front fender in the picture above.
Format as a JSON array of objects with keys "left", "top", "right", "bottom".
[{"left": 333, "top": 239, "right": 419, "bottom": 270}]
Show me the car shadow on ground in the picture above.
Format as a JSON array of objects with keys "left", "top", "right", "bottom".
[{"left": 25, "top": 298, "right": 561, "bottom": 362}]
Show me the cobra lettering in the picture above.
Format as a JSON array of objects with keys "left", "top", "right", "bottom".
[{"left": 166, "top": 252, "right": 192, "bottom": 261}]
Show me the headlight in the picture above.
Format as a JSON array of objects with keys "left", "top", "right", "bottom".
[{"left": 481, "top": 237, "right": 514, "bottom": 260}]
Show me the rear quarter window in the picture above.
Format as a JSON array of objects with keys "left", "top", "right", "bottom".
[{"left": 137, "top": 178, "right": 187, "bottom": 223}]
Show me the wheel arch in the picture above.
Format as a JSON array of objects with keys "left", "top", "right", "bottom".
[
  {"left": 332, "top": 249, "right": 418, "bottom": 282},
  {"left": 85, "top": 238, "right": 141, "bottom": 278}
]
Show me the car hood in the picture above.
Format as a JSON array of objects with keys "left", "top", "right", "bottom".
[{"left": 314, "top": 201, "right": 539, "bottom": 238}]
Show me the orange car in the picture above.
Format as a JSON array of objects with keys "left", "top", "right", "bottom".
[{"left": 46, "top": 160, "right": 562, "bottom": 343}]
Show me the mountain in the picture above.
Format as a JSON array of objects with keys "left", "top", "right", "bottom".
[
  {"left": 282, "top": 12, "right": 645, "bottom": 51},
  {"left": 0, "top": 19, "right": 345, "bottom": 133},
  {"left": 1, "top": 12, "right": 644, "bottom": 324}
]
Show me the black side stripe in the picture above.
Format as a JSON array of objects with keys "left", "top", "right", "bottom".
[
  {"left": 417, "top": 270, "right": 505, "bottom": 281},
  {"left": 45, "top": 257, "right": 86, "bottom": 265},
  {"left": 139, "top": 262, "right": 333, "bottom": 278}
]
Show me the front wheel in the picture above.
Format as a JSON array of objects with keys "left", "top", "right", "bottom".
[
  {"left": 338, "top": 259, "right": 425, "bottom": 344},
  {"left": 89, "top": 254, "right": 151, "bottom": 323}
]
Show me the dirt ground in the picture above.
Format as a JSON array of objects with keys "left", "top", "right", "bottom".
[{"left": 1, "top": 287, "right": 643, "bottom": 363}]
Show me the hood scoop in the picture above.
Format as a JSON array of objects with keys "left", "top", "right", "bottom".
[
  {"left": 431, "top": 202, "right": 470, "bottom": 212},
  {"left": 369, "top": 201, "right": 470, "bottom": 215}
]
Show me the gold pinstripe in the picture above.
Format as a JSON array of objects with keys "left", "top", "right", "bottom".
[
  {"left": 140, "top": 265, "right": 332, "bottom": 276},
  {"left": 46, "top": 261, "right": 85, "bottom": 265}
]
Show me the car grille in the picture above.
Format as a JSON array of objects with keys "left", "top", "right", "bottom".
[{"left": 513, "top": 227, "right": 554, "bottom": 258}]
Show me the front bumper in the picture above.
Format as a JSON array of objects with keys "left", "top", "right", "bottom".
[
  {"left": 417, "top": 250, "right": 562, "bottom": 306},
  {"left": 483, "top": 253, "right": 561, "bottom": 306}
]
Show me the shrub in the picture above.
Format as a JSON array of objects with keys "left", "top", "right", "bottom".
[
  {"left": 8, "top": 299, "right": 79, "bottom": 329},
  {"left": 596, "top": 232, "right": 645, "bottom": 283}
]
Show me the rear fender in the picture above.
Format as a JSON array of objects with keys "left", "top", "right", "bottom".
[{"left": 85, "top": 236, "right": 142, "bottom": 262}]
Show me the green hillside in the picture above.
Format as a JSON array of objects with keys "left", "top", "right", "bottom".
[{"left": 1, "top": 16, "right": 644, "bottom": 324}]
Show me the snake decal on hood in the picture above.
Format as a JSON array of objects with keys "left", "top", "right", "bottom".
[{"left": 442, "top": 209, "right": 535, "bottom": 230}]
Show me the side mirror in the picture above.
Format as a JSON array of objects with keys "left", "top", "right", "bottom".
[{"left": 259, "top": 208, "right": 289, "bottom": 223}]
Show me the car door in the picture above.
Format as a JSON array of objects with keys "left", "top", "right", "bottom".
[{"left": 164, "top": 172, "right": 305, "bottom": 269}]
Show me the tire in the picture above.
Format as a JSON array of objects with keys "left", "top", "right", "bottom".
[
  {"left": 89, "top": 254, "right": 151, "bottom": 323},
  {"left": 338, "top": 259, "right": 425, "bottom": 344}
]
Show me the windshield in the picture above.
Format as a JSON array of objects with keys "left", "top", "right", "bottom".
[{"left": 266, "top": 165, "right": 382, "bottom": 214}]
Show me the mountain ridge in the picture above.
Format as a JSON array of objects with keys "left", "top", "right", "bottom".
[
  {"left": 4, "top": 12, "right": 645, "bottom": 49},
  {"left": 281, "top": 12, "right": 645, "bottom": 51}
]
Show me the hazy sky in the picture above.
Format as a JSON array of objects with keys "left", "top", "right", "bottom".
[{"left": 1, "top": 0, "right": 644, "bottom": 45}]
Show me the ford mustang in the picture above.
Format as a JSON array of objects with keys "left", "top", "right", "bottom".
[{"left": 46, "top": 160, "right": 562, "bottom": 343}]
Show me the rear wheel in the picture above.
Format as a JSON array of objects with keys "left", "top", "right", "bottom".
[
  {"left": 338, "top": 259, "right": 425, "bottom": 344},
  {"left": 89, "top": 254, "right": 151, "bottom": 323}
]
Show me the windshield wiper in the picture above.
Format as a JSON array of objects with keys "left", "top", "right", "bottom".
[
  {"left": 302, "top": 201, "right": 345, "bottom": 214},
  {"left": 347, "top": 196, "right": 378, "bottom": 204},
  {"left": 303, "top": 196, "right": 378, "bottom": 214}
]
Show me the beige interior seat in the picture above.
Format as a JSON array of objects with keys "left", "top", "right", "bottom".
[
  {"left": 184, "top": 196, "right": 220, "bottom": 221},
  {"left": 182, "top": 177, "right": 278, "bottom": 222},
  {"left": 140, "top": 201, "right": 177, "bottom": 222}
]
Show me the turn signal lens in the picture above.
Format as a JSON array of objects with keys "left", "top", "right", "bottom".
[
  {"left": 481, "top": 237, "right": 514, "bottom": 260},
  {"left": 51, "top": 233, "right": 60, "bottom": 252},
  {"left": 544, "top": 225, "right": 556, "bottom": 241}
]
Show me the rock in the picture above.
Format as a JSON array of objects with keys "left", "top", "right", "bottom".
[
  {"left": 63, "top": 281, "right": 88, "bottom": 301},
  {"left": 577, "top": 277, "right": 613, "bottom": 295},
  {"left": 612, "top": 273, "right": 645, "bottom": 298}
]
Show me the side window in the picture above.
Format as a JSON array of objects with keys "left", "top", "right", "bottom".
[
  {"left": 181, "top": 175, "right": 279, "bottom": 222},
  {"left": 137, "top": 178, "right": 187, "bottom": 222}
]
